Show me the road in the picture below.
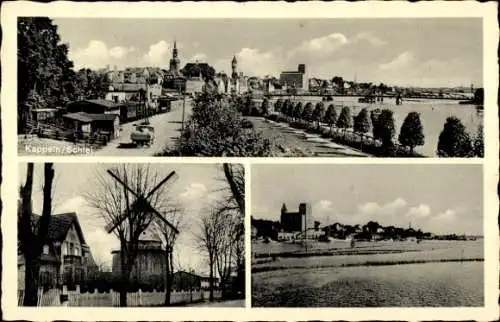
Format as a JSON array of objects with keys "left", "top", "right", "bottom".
[
  {"left": 251, "top": 117, "right": 370, "bottom": 157},
  {"left": 92, "top": 102, "right": 192, "bottom": 156}
]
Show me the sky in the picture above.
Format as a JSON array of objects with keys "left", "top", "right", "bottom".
[
  {"left": 18, "top": 162, "right": 233, "bottom": 275},
  {"left": 251, "top": 164, "right": 483, "bottom": 235},
  {"left": 52, "top": 18, "right": 483, "bottom": 87}
]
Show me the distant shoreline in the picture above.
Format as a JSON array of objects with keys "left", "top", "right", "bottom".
[{"left": 264, "top": 93, "right": 475, "bottom": 102}]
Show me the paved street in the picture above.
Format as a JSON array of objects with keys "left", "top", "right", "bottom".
[{"left": 92, "top": 102, "right": 192, "bottom": 156}]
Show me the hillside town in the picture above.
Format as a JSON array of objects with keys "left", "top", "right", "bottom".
[
  {"left": 18, "top": 17, "right": 484, "bottom": 157},
  {"left": 17, "top": 163, "right": 245, "bottom": 307}
]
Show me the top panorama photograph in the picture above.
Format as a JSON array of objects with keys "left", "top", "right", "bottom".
[{"left": 18, "top": 18, "right": 484, "bottom": 157}]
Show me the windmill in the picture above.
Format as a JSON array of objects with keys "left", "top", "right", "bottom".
[{"left": 104, "top": 169, "right": 179, "bottom": 235}]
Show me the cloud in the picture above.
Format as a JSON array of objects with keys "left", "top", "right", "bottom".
[
  {"left": 179, "top": 183, "right": 207, "bottom": 200},
  {"left": 290, "top": 33, "right": 348, "bottom": 59},
  {"left": 190, "top": 52, "right": 208, "bottom": 62},
  {"left": 70, "top": 40, "right": 135, "bottom": 69},
  {"left": 379, "top": 51, "right": 415, "bottom": 71},
  {"left": 215, "top": 47, "right": 281, "bottom": 76},
  {"left": 352, "top": 32, "right": 387, "bottom": 46},
  {"left": 358, "top": 198, "right": 407, "bottom": 217},
  {"left": 405, "top": 204, "right": 431, "bottom": 218},
  {"left": 432, "top": 209, "right": 456, "bottom": 222},
  {"left": 109, "top": 46, "right": 135, "bottom": 59},
  {"left": 142, "top": 40, "right": 171, "bottom": 66},
  {"left": 316, "top": 200, "right": 333, "bottom": 212}
]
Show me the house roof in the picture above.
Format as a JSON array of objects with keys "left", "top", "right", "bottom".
[
  {"left": 32, "top": 212, "right": 87, "bottom": 246},
  {"left": 63, "top": 112, "right": 119, "bottom": 123},
  {"left": 67, "top": 99, "right": 122, "bottom": 110},
  {"left": 84, "top": 99, "right": 121, "bottom": 109}
]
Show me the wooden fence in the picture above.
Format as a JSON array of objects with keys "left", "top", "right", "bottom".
[{"left": 20, "top": 287, "right": 222, "bottom": 307}]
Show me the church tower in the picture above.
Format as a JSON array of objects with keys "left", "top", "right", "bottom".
[
  {"left": 169, "top": 41, "right": 181, "bottom": 75},
  {"left": 230, "top": 55, "right": 239, "bottom": 93},
  {"left": 231, "top": 56, "right": 238, "bottom": 78}
]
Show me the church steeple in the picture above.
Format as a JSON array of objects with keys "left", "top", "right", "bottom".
[
  {"left": 169, "top": 40, "right": 181, "bottom": 74},
  {"left": 173, "top": 41, "right": 178, "bottom": 58}
]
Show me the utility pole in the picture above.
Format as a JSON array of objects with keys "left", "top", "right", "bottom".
[{"left": 179, "top": 82, "right": 186, "bottom": 132}]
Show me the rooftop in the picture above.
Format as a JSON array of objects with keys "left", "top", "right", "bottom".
[{"left": 63, "top": 112, "right": 119, "bottom": 123}]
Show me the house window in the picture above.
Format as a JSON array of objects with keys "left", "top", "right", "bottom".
[
  {"left": 69, "top": 243, "right": 74, "bottom": 256},
  {"left": 43, "top": 245, "right": 49, "bottom": 255}
]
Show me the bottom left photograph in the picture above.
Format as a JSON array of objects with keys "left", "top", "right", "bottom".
[{"left": 16, "top": 162, "right": 245, "bottom": 307}]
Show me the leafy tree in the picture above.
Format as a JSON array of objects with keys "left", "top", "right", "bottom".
[
  {"left": 274, "top": 99, "right": 283, "bottom": 114},
  {"left": 370, "top": 108, "right": 382, "bottom": 139},
  {"left": 336, "top": 106, "right": 353, "bottom": 132},
  {"left": 261, "top": 98, "right": 270, "bottom": 116},
  {"left": 473, "top": 88, "right": 484, "bottom": 104},
  {"left": 376, "top": 109, "right": 396, "bottom": 153},
  {"left": 398, "top": 111, "right": 425, "bottom": 155},
  {"left": 353, "top": 108, "right": 371, "bottom": 136},
  {"left": 301, "top": 102, "right": 314, "bottom": 124},
  {"left": 18, "top": 17, "right": 77, "bottom": 132},
  {"left": 437, "top": 116, "right": 474, "bottom": 157},
  {"left": 323, "top": 104, "right": 338, "bottom": 131},
  {"left": 286, "top": 99, "right": 295, "bottom": 119},
  {"left": 281, "top": 99, "right": 290, "bottom": 116},
  {"left": 172, "top": 93, "right": 273, "bottom": 156},
  {"left": 473, "top": 124, "right": 484, "bottom": 157},
  {"left": 75, "top": 68, "right": 109, "bottom": 100},
  {"left": 332, "top": 76, "right": 344, "bottom": 88},
  {"left": 293, "top": 102, "right": 303, "bottom": 121},
  {"left": 311, "top": 102, "right": 325, "bottom": 128},
  {"left": 181, "top": 62, "right": 216, "bottom": 80}
]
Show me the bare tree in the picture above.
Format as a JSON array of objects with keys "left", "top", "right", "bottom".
[
  {"left": 18, "top": 163, "right": 55, "bottom": 306},
  {"left": 221, "top": 163, "right": 245, "bottom": 216},
  {"left": 196, "top": 209, "right": 226, "bottom": 301},
  {"left": 83, "top": 164, "right": 173, "bottom": 307},
  {"left": 218, "top": 164, "right": 245, "bottom": 297},
  {"left": 150, "top": 208, "right": 182, "bottom": 306}
]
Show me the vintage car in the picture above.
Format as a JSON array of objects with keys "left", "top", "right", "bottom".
[{"left": 130, "top": 125, "right": 155, "bottom": 146}]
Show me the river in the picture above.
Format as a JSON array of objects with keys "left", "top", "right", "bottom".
[{"left": 252, "top": 261, "right": 483, "bottom": 307}]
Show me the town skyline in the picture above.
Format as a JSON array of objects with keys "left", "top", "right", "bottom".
[
  {"left": 53, "top": 18, "right": 482, "bottom": 88},
  {"left": 251, "top": 164, "right": 483, "bottom": 235},
  {"left": 18, "top": 163, "right": 228, "bottom": 275}
]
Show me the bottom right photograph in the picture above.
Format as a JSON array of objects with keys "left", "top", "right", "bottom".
[{"left": 251, "top": 164, "right": 483, "bottom": 307}]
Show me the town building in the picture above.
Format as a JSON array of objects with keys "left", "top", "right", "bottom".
[
  {"left": 66, "top": 99, "right": 122, "bottom": 116},
  {"left": 111, "top": 229, "right": 166, "bottom": 285},
  {"left": 62, "top": 112, "right": 120, "bottom": 140},
  {"left": 17, "top": 210, "right": 98, "bottom": 290},
  {"left": 279, "top": 64, "right": 308, "bottom": 91},
  {"left": 226, "top": 56, "right": 249, "bottom": 94},
  {"left": 278, "top": 203, "right": 313, "bottom": 240}
]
